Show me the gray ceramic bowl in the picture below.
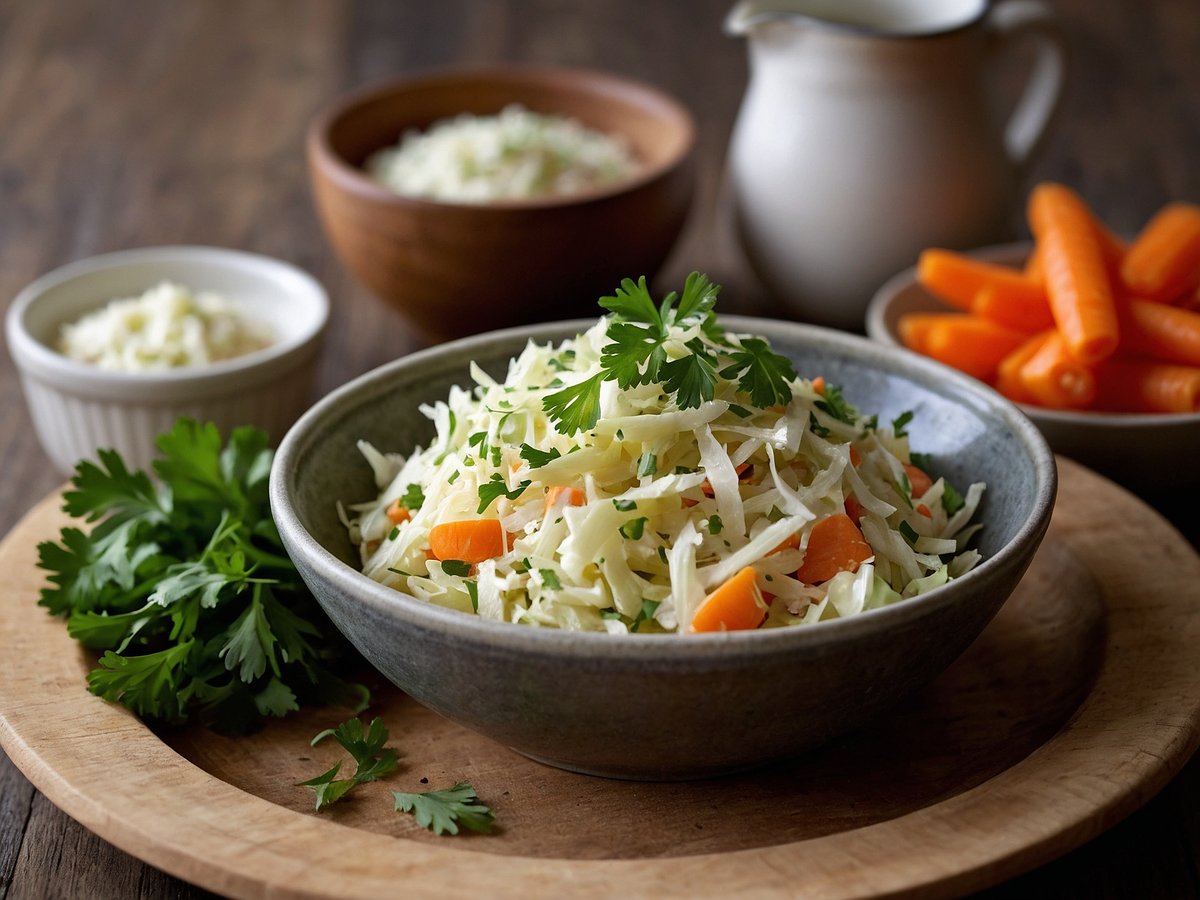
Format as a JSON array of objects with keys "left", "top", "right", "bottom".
[
  {"left": 270, "top": 317, "right": 1056, "bottom": 780},
  {"left": 866, "top": 242, "right": 1200, "bottom": 492}
]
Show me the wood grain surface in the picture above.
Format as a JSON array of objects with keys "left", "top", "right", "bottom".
[
  {"left": 0, "top": 459, "right": 1197, "bottom": 899},
  {"left": 1, "top": 1, "right": 1198, "bottom": 898}
]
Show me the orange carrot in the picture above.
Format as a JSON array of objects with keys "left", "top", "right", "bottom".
[
  {"left": 1120, "top": 202, "right": 1200, "bottom": 301},
  {"left": 917, "top": 249, "right": 1045, "bottom": 312},
  {"left": 544, "top": 485, "right": 586, "bottom": 516},
  {"left": 771, "top": 533, "right": 801, "bottom": 554},
  {"left": 970, "top": 281, "right": 1055, "bottom": 332},
  {"left": 811, "top": 375, "right": 826, "bottom": 395},
  {"left": 897, "top": 312, "right": 949, "bottom": 354},
  {"left": 428, "top": 519, "right": 506, "bottom": 563},
  {"left": 385, "top": 499, "right": 411, "bottom": 525},
  {"left": 1120, "top": 299, "right": 1200, "bottom": 365},
  {"left": 844, "top": 494, "right": 863, "bottom": 525},
  {"left": 689, "top": 566, "right": 766, "bottom": 633},
  {"left": 995, "top": 330, "right": 1053, "bottom": 404},
  {"left": 795, "top": 513, "right": 873, "bottom": 585},
  {"left": 1024, "top": 245, "right": 1044, "bottom": 283},
  {"left": 1027, "top": 182, "right": 1120, "bottom": 365},
  {"left": 1092, "top": 360, "right": 1200, "bottom": 413},
  {"left": 904, "top": 463, "right": 933, "bottom": 499},
  {"left": 921, "top": 315, "right": 1029, "bottom": 381},
  {"left": 1018, "top": 330, "right": 1097, "bottom": 409}
]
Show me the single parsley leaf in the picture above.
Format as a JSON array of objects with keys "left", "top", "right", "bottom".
[
  {"left": 441, "top": 560, "right": 472, "bottom": 577},
  {"left": 401, "top": 483, "right": 425, "bottom": 510},
  {"left": 619, "top": 517, "right": 648, "bottom": 540},
  {"left": 477, "top": 474, "right": 531, "bottom": 513},
  {"left": 393, "top": 782, "right": 495, "bottom": 836},
  {"left": 815, "top": 384, "right": 859, "bottom": 426},
  {"left": 519, "top": 444, "right": 562, "bottom": 468},
  {"left": 706, "top": 515, "right": 723, "bottom": 535},
  {"left": 538, "top": 569, "right": 562, "bottom": 590},
  {"left": 542, "top": 373, "right": 603, "bottom": 436},
  {"left": 892, "top": 410, "right": 914, "bottom": 439},
  {"left": 942, "top": 481, "right": 966, "bottom": 516},
  {"left": 718, "top": 336, "right": 797, "bottom": 409},
  {"left": 301, "top": 717, "right": 400, "bottom": 811}
]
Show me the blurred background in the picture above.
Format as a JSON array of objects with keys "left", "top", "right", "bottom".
[{"left": 1, "top": 1, "right": 1198, "bottom": 897}]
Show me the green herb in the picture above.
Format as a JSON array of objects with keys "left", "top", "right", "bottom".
[
  {"left": 612, "top": 498, "right": 638, "bottom": 512},
  {"left": 299, "top": 717, "right": 399, "bottom": 811},
  {"left": 477, "top": 474, "right": 531, "bottom": 513},
  {"left": 619, "top": 517, "right": 648, "bottom": 540},
  {"left": 706, "top": 515, "right": 723, "bottom": 535},
  {"left": 447, "top": 470, "right": 460, "bottom": 485},
  {"left": 808, "top": 412, "right": 830, "bottom": 438},
  {"left": 544, "top": 273, "right": 797, "bottom": 435},
  {"left": 815, "top": 383, "right": 859, "bottom": 426},
  {"left": 538, "top": 569, "right": 562, "bottom": 590},
  {"left": 465, "top": 581, "right": 479, "bottom": 612},
  {"left": 728, "top": 404, "right": 753, "bottom": 419},
  {"left": 388, "top": 526, "right": 400, "bottom": 541},
  {"left": 631, "top": 598, "right": 661, "bottom": 633},
  {"left": 657, "top": 546, "right": 669, "bottom": 564},
  {"left": 942, "top": 481, "right": 966, "bottom": 516},
  {"left": 636, "top": 452, "right": 657, "bottom": 477},
  {"left": 441, "top": 560, "right": 472, "bottom": 577},
  {"left": 519, "top": 443, "right": 562, "bottom": 468},
  {"left": 909, "top": 452, "right": 933, "bottom": 473},
  {"left": 892, "top": 410, "right": 914, "bottom": 439},
  {"left": 393, "top": 782, "right": 495, "bottom": 836},
  {"left": 401, "top": 483, "right": 425, "bottom": 511},
  {"left": 37, "top": 419, "right": 368, "bottom": 734},
  {"left": 899, "top": 521, "right": 920, "bottom": 546}
]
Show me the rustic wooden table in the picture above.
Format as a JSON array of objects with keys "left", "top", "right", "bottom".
[{"left": 1, "top": 1, "right": 1197, "bottom": 897}]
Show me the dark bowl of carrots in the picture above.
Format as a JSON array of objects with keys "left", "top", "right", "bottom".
[
  {"left": 271, "top": 315, "right": 1056, "bottom": 780},
  {"left": 867, "top": 183, "right": 1200, "bottom": 491}
]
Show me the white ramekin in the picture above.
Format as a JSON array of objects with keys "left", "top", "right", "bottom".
[{"left": 5, "top": 246, "right": 329, "bottom": 474}]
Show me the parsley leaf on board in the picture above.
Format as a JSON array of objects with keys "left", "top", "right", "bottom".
[
  {"left": 393, "top": 782, "right": 496, "bottom": 836},
  {"left": 300, "top": 717, "right": 400, "bottom": 811},
  {"left": 37, "top": 418, "right": 369, "bottom": 734}
]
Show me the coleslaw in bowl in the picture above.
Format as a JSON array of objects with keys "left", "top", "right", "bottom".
[{"left": 271, "top": 282, "right": 1055, "bottom": 778}]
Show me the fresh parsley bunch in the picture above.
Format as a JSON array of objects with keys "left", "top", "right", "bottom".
[
  {"left": 37, "top": 418, "right": 369, "bottom": 733},
  {"left": 542, "top": 272, "right": 799, "bottom": 434}
]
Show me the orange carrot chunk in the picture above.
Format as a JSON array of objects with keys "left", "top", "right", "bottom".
[
  {"left": 428, "top": 519, "right": 506, "bottom": 563},
  {"left": 843, "top": 494, "right": 863, "bottom": 525},
  {"left": 385, "top": 499, "right": 411, "bottom": 525},
  {"left": 689, "top": 566, "right": 767, "bottom": 633},
  {"left": 543, "top": 485, "right": 586, "bottom": 516},
  {"left": 904, "top": 463, "right": 933, "bottom": 499},
  {"left": 1092, "top": 360, "right": 1200, "bottom": 413},
  {"left": 921, "top": 315, "right": 1029, "bottom": 381},
  {"left": 1018, "top": 330, "right": 1097, "bottom": 409},
  {"left": 795, "top": 513, "right": 873, "bottom": 585},
  {"left": 917, "top": 249, "right": 1044, "bottom": 312},
  {"left": 896, "top": 312, "right": 950, "bottom": 354},
  {"left": 811, "top": 375, "right": 826, "bottom": 395},
  {"left": 995, "top": 330, "right": 1053, "bottom": 404},
  {"left": 1120, "top": 299, "right": 1200, "bottom": 365},
  {"left": 1120, "top": 202, "right": 1200, "bottom": 302},
  {"left": 1027, "top": 183, "right": 1120, "bottom": 365}
]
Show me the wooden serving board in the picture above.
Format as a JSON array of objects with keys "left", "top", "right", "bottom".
[{"left": 2, "top": 458, "right": 1199, "bottom": 899}]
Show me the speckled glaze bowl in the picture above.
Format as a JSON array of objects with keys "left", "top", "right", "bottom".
[{"left": 270, "top": 317, "right": 1056, "bottom": 780}]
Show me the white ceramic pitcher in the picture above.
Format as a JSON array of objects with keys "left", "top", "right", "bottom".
[{"left": 726, "top": 0, "right": 1066, "bottom": 330}]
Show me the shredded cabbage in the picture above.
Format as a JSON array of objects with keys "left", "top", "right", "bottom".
[{"left": 346, "top": 314, "right": 986, "bottom": 635}]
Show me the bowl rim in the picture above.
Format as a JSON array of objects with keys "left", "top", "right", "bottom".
[
  {"left": 305, "top": 63, "right": 697, "bottom": 213},
  {"left": 865, "top": 240, "right": 1200, "bottom": 428},
  {"left": 270, "top": 315, "right": 1058, "bottom": 660},
  {"left": 5, "top": 245, "right": 330, "bottom": 389}
]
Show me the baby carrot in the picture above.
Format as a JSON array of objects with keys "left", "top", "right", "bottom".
[
  {"left": 1028, "top": 182, "right": 1120, "bottom": 365},
  {"left": 1024, "top": 245, "right": 1044, "bottom": 283},
  {"left": 1092, "top": 360, "right": 1200, "bottom": 413},
  {"left": 970, "top": 281, "right": 1055, "bottom": 332},
  {"left": 917, "top": 249, "right": 1045, "bottom": 312},
  {"left": 1018, "top": 330, "right": 1097, "bottom": 409},
  {"left": 897, "top": 312, "right": 952, "bottom": 354},
  {"left": 1120, "top": 299, "right": 1200, "bottom": 365},
  {"left": 385, "top": 499, "right": 411, "bottom": 525},
  {"left": 1120, "top": 202, "right": 1200, "bottom": 301},
  {"left": 994, "top": 330, "right": 1053, "bottom": 404},
  {"left": 429, "top": 519, "right": 506, "bottom": 563},
  {"left": 921, "top": 315, "right": 1030, "bottom": 381},
  {"left": 795, "top": 513, "right": 873, "bottom": 585},
  {"left": 689, "top": 566, "right": 767, "bottom": 633}
]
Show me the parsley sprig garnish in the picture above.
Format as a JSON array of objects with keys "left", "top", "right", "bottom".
[
  {"left": 300, "top": 717, "right": 399, "bottom": 810},
  {"left": 542, "top": 273, "right": 798, "bottom": 435},
  {"left": 37, "top": 418, "right": 369, "bottom": 733}
]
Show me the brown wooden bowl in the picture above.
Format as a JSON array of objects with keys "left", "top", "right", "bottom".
[{"left": 306, "top": 66, "right": 696, "bottom": 341}]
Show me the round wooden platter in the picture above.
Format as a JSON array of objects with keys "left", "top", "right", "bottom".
[{"left": 2, "top": 458, "right": 1200, "bottom": 899}]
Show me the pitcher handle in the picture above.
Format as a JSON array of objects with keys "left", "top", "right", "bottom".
[{"left": 985, "top": 0, "right": 1068, "bottom": 173}]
